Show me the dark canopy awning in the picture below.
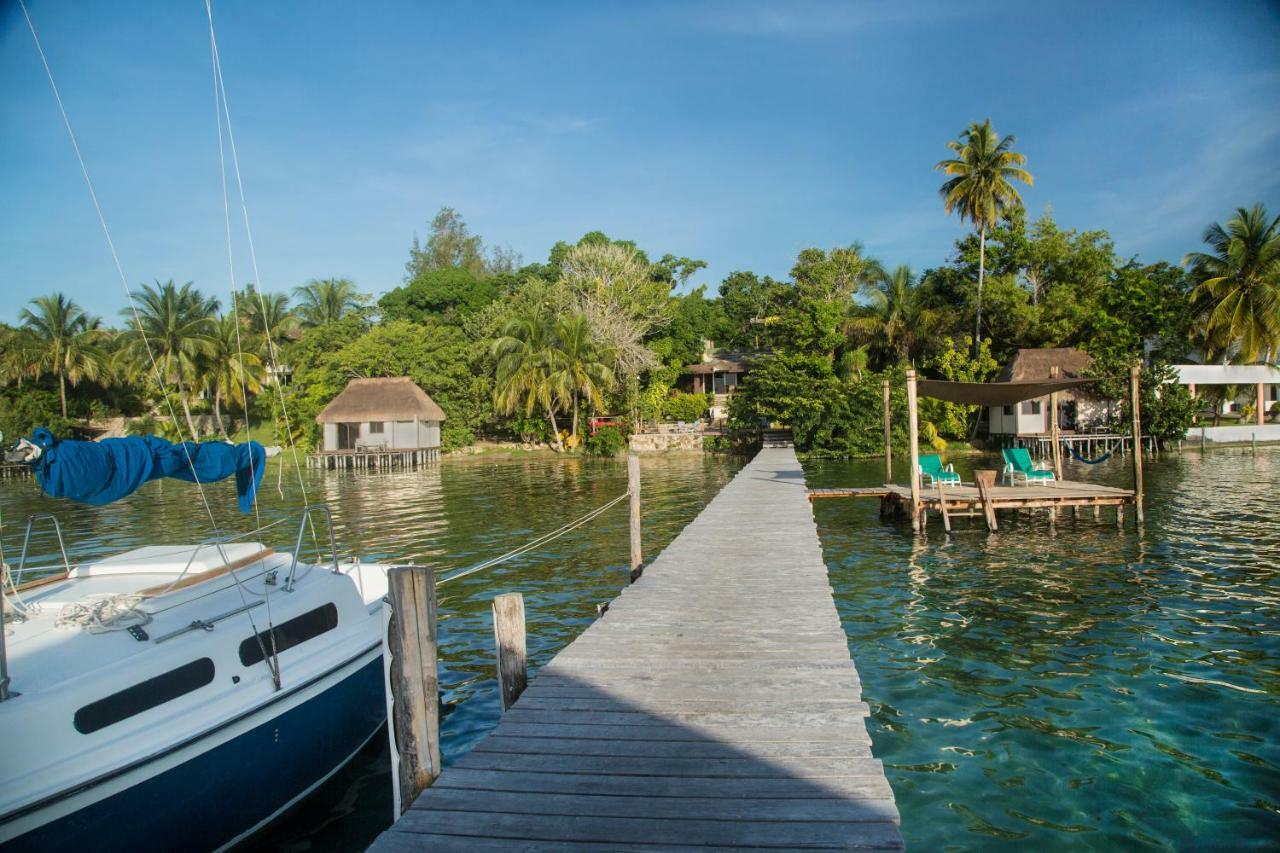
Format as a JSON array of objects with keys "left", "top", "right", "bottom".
[{"left": 917, "top": 378, "right": 1098, "bottom": 406}]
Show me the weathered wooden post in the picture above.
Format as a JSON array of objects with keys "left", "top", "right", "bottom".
[
  {"left": 385, "top": 565, "right": 440, "bottom": 816},
  {"left": 1049, "top": 366, "right": 1063, "bottom": 481},
  {"left": 491, "top": 592, "right": 527, "bottom": 712},
  {"left": 1129, "top": 364, "right": 1144, "bottom": 527},
  {"left": 882, "top": 379, "right": 893, "bottom": 483},
  {"left": 628, "top": 453, "right": 643, "bottom": 581},
  {"left": 906, "top": 369, "right": 922, "bottom": 533}
]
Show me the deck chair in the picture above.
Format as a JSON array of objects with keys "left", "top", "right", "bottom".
[
  {"left": 1002, "top": 447, "right": 1056, "bottom": 486},
  {"left": 918, "top": 453, "right": 960, "bottom": 487}
]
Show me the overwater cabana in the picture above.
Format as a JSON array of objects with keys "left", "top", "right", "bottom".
[{"left": 811, "top": 367, "right": 1143, "bottom": 533}]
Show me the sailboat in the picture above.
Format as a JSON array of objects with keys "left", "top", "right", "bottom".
[{"left": 1, "top": 3, "right": 402, "bottom": 849}]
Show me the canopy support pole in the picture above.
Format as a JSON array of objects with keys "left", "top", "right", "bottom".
[
  {"left": 1130, "top": 364, "right": 1144, "bottom": 527},
  {"left": 906, "top": 369, "right": 922, "bottom": 533},
  {"left": 882, "top": 380, "right": 892, "bottom": 483}
]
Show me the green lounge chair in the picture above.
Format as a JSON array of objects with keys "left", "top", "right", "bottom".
[
  {"left": 919, "top": 453, "right": 960, "bottom": 487},
  {"left": 1002, "top": 447, "right": 1056, "bottom": 486}
]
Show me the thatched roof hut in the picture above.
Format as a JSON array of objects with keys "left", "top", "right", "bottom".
[
  {"left": 317, "top": 377, "right": 446, "bottom": 424},
  {"left": 315, "top": 377, "right": 445, "bottom": 453},
  {"left": 997, "top": 348, "right": 1093, "bottom": 382}
]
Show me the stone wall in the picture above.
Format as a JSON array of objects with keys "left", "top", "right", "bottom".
[{"left": 629, "top": 433, "right": 703, "bottom": 453}]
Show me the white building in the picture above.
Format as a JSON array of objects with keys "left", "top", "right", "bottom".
[
  {"left": 987, "top": 348, "right": 1115, "bottom": 437},
  {"left": 1169, "top": 363, "right": 1280, "bottom": 425}
]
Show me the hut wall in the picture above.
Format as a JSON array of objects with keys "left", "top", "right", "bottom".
[
  {"left": 323, "top": 422, "right": 339, "bottom": 452},
  {"left": 419, "top": 421, "right": 441, "bottom": 448},
  {"left": 392, "top": 420, "right": 418, "bottom": 448}
]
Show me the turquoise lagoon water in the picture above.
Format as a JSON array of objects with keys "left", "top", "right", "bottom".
[
  {"left": 807, "top": 448, "right": 1280, "bottom": 850},
  {"left": 2, "top": 448, "right": 1277, "bottom": 849}
]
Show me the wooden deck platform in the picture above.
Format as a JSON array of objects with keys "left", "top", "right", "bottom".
[
  {"left": 370, "top": 447, "right": 902, "bottom": 851},
  {"left": 809, "top": 479, "right": 1137, "bottom": 531}
]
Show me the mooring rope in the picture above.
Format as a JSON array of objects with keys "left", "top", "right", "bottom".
[{"left": 437, "top": 491, "right": 631, "bottom": 586}]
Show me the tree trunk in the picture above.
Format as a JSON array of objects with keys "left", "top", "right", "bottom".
[
  {"left": 213, "top": 389, "right": 227, "bottom": 436},
  {"left": 547, "top": 405, "right": 564, "bottom": 452},
  {"left": 975, "top": 221, "right": 987, "bottom": 360},
  {"left": 572, "top": 393, "right": 580, "bottom": 441},
  {"left": 176, "top": 377, "right": 199, "bottom": 438},
  {"left": 58, "top": 372, "right": 68, "bottom": 419}
]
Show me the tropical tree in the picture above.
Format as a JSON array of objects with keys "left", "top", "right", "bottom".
[
  {"left": 936, "top": 119, "right": 1034, "bottom": 356},
  {"left": 492, "top": 308, "right": 564, "bottom": 451},
  {"left": 19, "top": 293, "right": 107, "bottom": 418},
  {"left": 0, "top": 326, "right": 38, "bottom": 389},
  {"left": 1183, "top": 203, "right": 1280, "bottom": 363},
  {"left": 202, "top": 313, "right": 266, "bottom": 436},
  {"left": 549, "top": 313, "right": 615, "bottom": 439},
  {"left": 845, "top": 265, "right": 942, "bottom": 367},
  {"left": 119, "top": 280, "right": 218, "bottom": 436},
  {"left": 293, "top": 278, "right": 363, "bottom": 328},
  {"left": 236, "top": 285, "right": 297, "bottom": 354}
]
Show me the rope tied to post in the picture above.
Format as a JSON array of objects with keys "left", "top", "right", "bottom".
[{"left": 437, "top": 490, "right": 631, "bottom": 586}]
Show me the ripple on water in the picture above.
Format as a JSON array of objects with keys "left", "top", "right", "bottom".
[
  {"left": 807, "top": 447, "right": 1280, "bottom": 851},
  {"left": 0, "top": 452, "right": 742, "bottom": 852}
]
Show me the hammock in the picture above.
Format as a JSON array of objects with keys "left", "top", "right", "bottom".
[{"left": 1069, "top": 446, "right": 1113, "bottom": 465}]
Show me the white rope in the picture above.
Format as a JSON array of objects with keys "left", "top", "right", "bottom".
[
  {"left": 18, "top": 0, "right": 223, "bottom": 539},
  {"left": 56, "top": 593, "right": 151, "bottom": 634},
  {"left": 438, "top": 491, "right": 630, "bottom": 586}
]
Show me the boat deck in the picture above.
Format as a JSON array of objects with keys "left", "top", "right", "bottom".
[{"left": 370, "top": 447, "right": 902, "bottom": 851}]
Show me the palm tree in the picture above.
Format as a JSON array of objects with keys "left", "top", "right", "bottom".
[
  {"left": 1184, "top": 203, "right": 1280, "bottom": 363},
  {"left": 846, "top": 265, "right": 941, "bottom": 368},
  {"left": 236, "top": 285, "right": 298, "bottom": 352},
  {"left": 119, "top": 280, "right": 218, "bottom": 437},
  {"left": 549, "top": 313, "right": 615, "bottom": 439},
  {"left": 0, "top": 326, "right": 39, "bottom": 389},
  {"left": 292, "top": 278, "right": 362, "bottom": 327},
  {"left": 202, "top": 313, "right": 266, "bottom": 436},
  {"left": 19, "top": 293, "right": 107, "bottom": 418},
  {"left": 936, "top": 119, "right": 1033, "bottom": 356},
  {"left": 492, "top": 309, "right": 564, "bottom": 451}
]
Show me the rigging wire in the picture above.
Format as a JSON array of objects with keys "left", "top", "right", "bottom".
[{"left": 17, "top": 0, "right": 224, "bottom": 541}]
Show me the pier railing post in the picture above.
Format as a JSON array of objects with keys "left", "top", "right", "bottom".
[
  {"left": 1049, "top": 366, "right": 1063, "bottom": 481},
  {"left": 882, "top": 379, "right": 893, "bottom": 483},
  {"left": 385, "top": 565, "right": 440, "bottom": 816},
  {"left": 492, "top": 592, "right": 527, "bottom": 712},
  {"left": 1129, "top": 364, "right": 1144, "bottom": 527},
  {"left": 628, "top": 453, "right": 643, "bottom": 581},
  {"left": 906, "top": 369, "right": 922, "bottom": 533}
]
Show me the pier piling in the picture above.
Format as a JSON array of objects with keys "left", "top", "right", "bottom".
[
  {"left": 385, "top": 565, "right": 441, "bottom": 815},
  {"left": 628, "top": 453, "right": 642, "bottom": 581},
  {"left": 491, "top": 592, "right": 527, "bottom": 712}
]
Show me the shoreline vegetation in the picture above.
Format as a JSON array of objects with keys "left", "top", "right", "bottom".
[{"left": 3, "top": 125, "right": 1278, "bottom": 462}]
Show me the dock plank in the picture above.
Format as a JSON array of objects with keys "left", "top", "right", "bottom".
[{"left": 370, "top": 448, "right": 902, "bottom": 851}]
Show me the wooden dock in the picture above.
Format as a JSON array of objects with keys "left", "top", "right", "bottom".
[
  {"left": 371, "top": 447, "right": 902, "bottom": 851},
  {"left": 306, "top": 448, "right": 440, "bottom": 470}
]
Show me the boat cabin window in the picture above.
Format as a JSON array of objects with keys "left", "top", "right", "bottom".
[
  {"left": 239, "top": 603, "right": 339, "bottom": 667},
  {"left": 74, "top": 658, "right": 216, "bottom": 734}
]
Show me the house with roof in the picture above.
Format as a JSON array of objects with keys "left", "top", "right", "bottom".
[
  {"left": 986, "top": 348, "right": 1115, "bottom": 437},
  {"left": 315, "top": 377, "right": 445, "bottom": 457},
  {"left": 683, "top": 342, "right": 766, "bottom": 424}
]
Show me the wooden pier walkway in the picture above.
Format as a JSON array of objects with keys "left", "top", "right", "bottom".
[{"left": 370, "top": 447, "right": 902, "bottom": 851}]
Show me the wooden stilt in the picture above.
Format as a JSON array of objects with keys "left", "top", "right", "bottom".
[
  {"left": 491, "top": 593, "right": 527, "bottom": 712},
  {"left": 936, "top": 482, "right": 951, "bottom": 533},
  {"left": 882, "top": 380, "right": 893, "bottom": 483},
  {"left": 386, "top": 565, "right": 440, "bottom": 815},
  {"left": 628, "top": 453, "right": 643, "bottom": 581},
  {"left": 1129, "top": 365, "right": 1144, "bottom": 527}
]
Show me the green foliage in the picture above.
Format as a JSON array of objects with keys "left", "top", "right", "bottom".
[
  {"left": 1123, "top": 363, "right": 1198, "bottom": 449},
  {"left": 662, "top": 391, "right": 710, "bottom": 422},
  {"left": 920, "top": 336, "right": 998, "bottom": 439},
  {"left": 583, "top": 425, "right": 626, "bottom": 457},
  {"left": 380, "top": 267, "right": 498, "bottom": 323},
  {"left": 0, "top": 387, "right": 73, "bottom": 442}
]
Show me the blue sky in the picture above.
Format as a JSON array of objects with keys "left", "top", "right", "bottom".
[{"left": 2, "top": 0, "right": 1278, "bottom": 325}]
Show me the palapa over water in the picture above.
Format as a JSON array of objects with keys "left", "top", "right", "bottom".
[{"left": 316, "top": 377, "right": 447, "bottom": 424}]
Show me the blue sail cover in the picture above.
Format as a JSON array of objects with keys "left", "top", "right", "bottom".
[{"left": 25, "top": 428, "right": 267, "bottom": 514}]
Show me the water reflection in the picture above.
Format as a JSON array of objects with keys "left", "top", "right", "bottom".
[
  {"left": 807, "top": 447, "right": 1280, "bottom": 850},
  {"left": 0, "top": 452, "right": 742, "bottom": 852}
]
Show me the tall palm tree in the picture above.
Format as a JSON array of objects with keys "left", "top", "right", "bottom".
[
  {"left": 846, "top": 265, "right": 941, "bottom": 367},
  {"left": 19, "top": 293, "right": 107, "bottom": 418},
  {"left": 936, "top": 119, "right": 1033, "bottom": 356},
  {"left": 0, "top": 327, "right": 39, "bottom": 389},
  {"left": 1184, "top": 203, "right": 1280, "bottom": 363},
  {"left": 492, "top": 309, "right": 564, "bottom": 451},
  {"left": 549, "top": 313, "right": 615, "bottom": 439},
  {"left": 202, "top": 313, "right": 266, "bottom": 436},
  {"left": 292, "top": 278, "right": 362, "bottom": 327},
  {"left": 119, "top": 280, "right": 218, "bottom": 437}
]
